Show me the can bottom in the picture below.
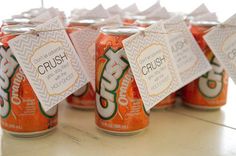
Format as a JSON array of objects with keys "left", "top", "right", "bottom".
[
  {"left": 184, "top": 102, "right": 224, "bottom": 110},
  {"left": 152, "top": 104, "right": 173, "bottom": 110},
  {"left": 3, "top": 126, "right": 57, "bottom": 138},
  {"left": 68, "top": 104, "right": 95, "bottom": 110},
  {"left": 96, "top": 126, "right": 147, "bottom": 136}
]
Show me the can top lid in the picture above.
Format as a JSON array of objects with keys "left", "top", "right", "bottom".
[
  {"left": 69, "top": 18, "right": 105, "bottom": 26},
  {"left": 190, "top": 20, "right": 219, "bottom": 27},
  {"left": 101, "top": 26, "right": 143, "bottom": 35},
  {"left": 2, "top": 18, "right": 30, "bottom": 25},
  {"left": 124, "top": 15, "right": 146, "bottom": 20},
  {"left": 1, "top": 25, "right": 35, "bottom": 34},
  {"left": 135, "top": 19, "right": 159, "bottom": 25}
]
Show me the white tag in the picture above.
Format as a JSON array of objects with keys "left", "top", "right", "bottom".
[
  {"left": 165, "top": 16, "right": 212, "bottom": 85},
  {"left": 70, "top": 9, "right": 88, "bottom": 20},
  {"left": 81, "top": 4, "right": 110, "bottom": 19},
  {"left": 31, "top": 7, "right": 65, "bottom": 23},
  {"left": 139, "top": 1, "right": 161, "bottom": 15},
  {"left": 146, "top": 7, "right": 170, "bottom": 20},
  {"left": 69, "top": 15, "right": 122, "bottom": 90},
  {"left": 31, "top": 10, "right": 53, "bottom": 22},
  {"left": 123, "top": 22, "right": 182, "bottom": 110},
  {"left": 123, "top": 19, "right": 212, "bottom": 110},
  {"left": 9, "top": 17, "right": 89, "bottom": 111},
  {"left": 70, "top": 29, "right": 98, "bottom": 90},
  {"left": 123, "top": 4, "right": 139, "bottom": 14},
  {"left": 193, "top": 12, "right": 218, "bottom": 22},
  {"left": 107, "top": 4, "right": 122, "bottom": 15},
  {"left": 189, "top": 3, "right": 210, "bottom": 17},
  {"left": 204, "top": 14, "right": 236, "bottom": 84}
]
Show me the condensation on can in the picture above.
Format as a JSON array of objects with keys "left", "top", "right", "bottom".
[
  {"left": 182, "top": 21, "right": 228, "bottom": 110},
  {"left": 95, "top": 26, "right": 149, "bottom": 135},
  {"left": 0, "top": 25, "right": 58, "bottom": 137}
]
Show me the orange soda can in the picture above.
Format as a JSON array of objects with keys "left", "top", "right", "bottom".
[
  {"left": 67, "top": 19, "right": 104, "bottom": 33},
  {"left": 95, "top": 26, "right": 149, "bottom": 135},
  {"left": 66, "top": 19, "right": 104, "bottom": 109},
  {"left": 123, "top": 15, "right": 146, "bottom": 26},
  {"left": 0, "top": 25, "right": 58, "bottom": 137},
  {"left": 154, "top": 93, "right": 176, "bottom": 110},
  {"left": 182, "top": 21, "right": 228, "bottom": 109},
  {"left": 134, "top": 19, "right": 177, "bottom": 110},
  {"left": 134, "top": 19, "right": 158, "bottom": 27}
]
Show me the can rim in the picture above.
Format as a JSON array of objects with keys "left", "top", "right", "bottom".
[
  {"left": 2, "top": 18, "right": 30, "bottom": 25},
  {"left": 101, "top": 26, "right": 143, "bottom": 35},
  {"left": 1, "top": 25, "right": 35, "bottom": 34},
  {"left": 124, "top": 15, "right": 146, "bottom": 20},
  {"left": 135, "top": 19, "right": 159, "bottom": 25},
  {"left": 69, "top": 18, "right": 105, "bottom": 26},
  {"left": 190, "top": 20, "right": 219, "bottom": 27}
]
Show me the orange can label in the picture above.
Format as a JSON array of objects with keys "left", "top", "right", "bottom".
[
  {"left": 154, "top": 93, "right": 176, "bottom": 109},
  {"left": 96, "top": 34, "right": 149, "bottom": 133},
  {"left": 66, "top": 83, "right": 95, "bottom": 109},
  {"left": 182, "top": 48, "right": 228, "bottom": 108},
  {"left": 0, "top": 46, "right": 58, "bottom": 133}
]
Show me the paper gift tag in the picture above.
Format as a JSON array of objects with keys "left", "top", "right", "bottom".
[
  {"left": 146, "top": 7, "right": 170, "bottom": 20},
  {"left": 123, "top": 4, "right": 139, "bottom": 14},
  {"left": 9, "top": 17, "right": 89, "bottom": 111},
  {"left": 165, "top": 16, "right": 212, "bottom": 85},
  {"left": 70, "top": 29, "right": 98, "bottom": 90},
  {"left": 204, "top": 14, "right": 236, "bottom": 84},
  {"left": 139, "top": 1, "right": 161, "bottom": 15},
  {"left": 31, "top": 10, "right": 53, "bottom": 23},
  {"left": 70, "top": 9, "right": 88, "bottom": 20},
  {"left": 31, "top": 7, "right": 65, "bottom": 23},
  {"left": 193, "top": 12, "right": 218, "bottom": 22},
  {"left": 123, "top": 22, "right": 182, "bottom": 110},
  {"left": 69, "top": 15, "right": 122, "bottom": 90},
  {"left": 107, "top": 4, "right": 122, "bottom": 15},
  {"left": 188, "top": 3, "right": 210, "bottom": 17},
  {"left": 81, "top": 4, "right": 110, "bottom": 19}
]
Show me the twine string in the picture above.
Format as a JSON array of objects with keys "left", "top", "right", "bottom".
[
  {"left": 2, "top": 22, "right": 233, "bottom": 40},
  {"left": 0, "top": 21, "right": 121, "bottom": 40}
]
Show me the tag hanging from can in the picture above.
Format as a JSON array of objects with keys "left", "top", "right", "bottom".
[{"left": 8, "top": 17, "right": 89, "bottom": 112}]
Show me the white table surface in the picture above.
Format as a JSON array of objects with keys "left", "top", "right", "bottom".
[{"left": 1, "top": 79, "right": 236, "bottom": 156}]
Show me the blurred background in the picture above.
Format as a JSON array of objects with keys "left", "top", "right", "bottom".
[{"left": 0, "top": 0, "right": 235, "bottom": 22}]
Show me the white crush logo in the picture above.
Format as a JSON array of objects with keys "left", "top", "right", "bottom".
[
  {"left": 96, "top": 48, "right": 129, "bottom": 120},
  {"left": 199, "top": 56, "right": 224, "bottom": 98},
  {"left": 0, "top": 47, "right": 18, "bottom": 118}
]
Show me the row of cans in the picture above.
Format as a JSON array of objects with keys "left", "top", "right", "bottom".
[{"left": 0, "top": 15, "right": 228, "bottom": 136}]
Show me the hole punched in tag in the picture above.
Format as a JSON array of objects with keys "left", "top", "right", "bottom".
[
  {"left": 29, "top": 28, "right": 40, "bottom": 37},
  {"left": 140, "top": 30, "right": 146, "bottom": 37}
]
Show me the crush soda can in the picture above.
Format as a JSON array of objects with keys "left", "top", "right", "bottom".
[
  {"left": 67, "top": 19, "right": 104, "bottom": 33},
  {"left": 134, "top": 19, "right": 158, "bottom": 27},
  {"left": 66, "top": 19, "right": 104, "bottom": 109},
  {"left": 0, "top": 25, "right": 58, "bottom": 137},
  {"left": 153, "top": 93, "right": 176, "bottom": 110},
  {"left": 123, "top": 15, "right": 146, "bottom": 26},
  {"left": 134, "top": 19, "right": 176, "bottom": 110},
  {"left": 95, "top": 26, "right": 149, "bottom": 135},
  {"left": 182, "top": 21, "right": 228, "bottom": 109}
]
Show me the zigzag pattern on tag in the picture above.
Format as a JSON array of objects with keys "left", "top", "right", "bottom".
[
  {"left": 70, "top": 29, "right": 99, "bottom": 89},
  {"left": 9, "top": 18, "right": 88, "bottom": 110},
  {"left": 165, "top": 18, "right": 212, "bottom": 85},
  {"left": 123, "top": 24, "right": 181, "bottom": 110}
]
